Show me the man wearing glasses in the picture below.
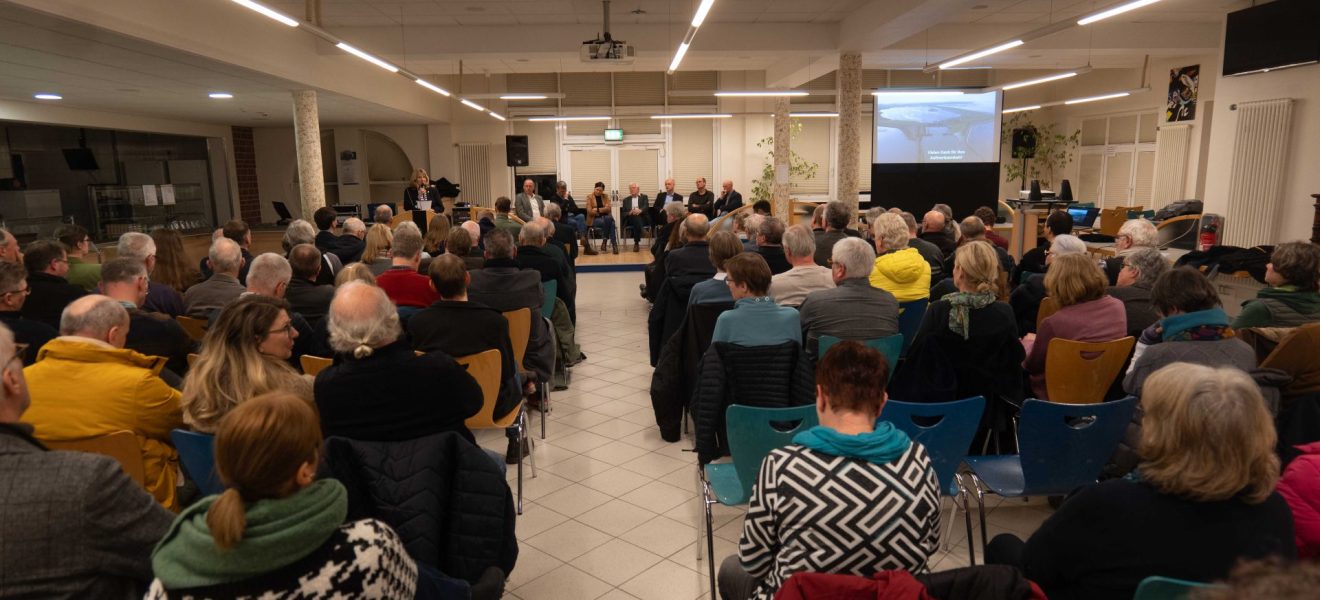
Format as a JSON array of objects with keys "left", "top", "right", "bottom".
[
  {"left": 0, "top": 261, "right": 55, "bottom": 365},
  {"left": 20, "top": 239, "right": 86, "bottom": 331}
]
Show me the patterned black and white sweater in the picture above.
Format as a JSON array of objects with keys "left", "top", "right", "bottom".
[
  {"left": 144, "top": 519, "right": 418, "bottom": 599},
  {"left": 737, "top": 442, "right": 942, "bottom": 600}
]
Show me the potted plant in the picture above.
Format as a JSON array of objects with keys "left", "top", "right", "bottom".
[
  {"left": 750, "top": 121, "right": 820, "bottom": 202},
  {"left": 1001, "top": 112, "right": 1081, "bottom": 191}
]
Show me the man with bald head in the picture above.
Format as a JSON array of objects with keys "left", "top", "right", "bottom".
[
  {"left": 23, "top": 295, "right": 184, "bottom": 509},
  {"left": 657, "top": 178, "right": 682, "bottom": 208},
  {"left": 284, "top": 243, "right": 336, "bottom": 327},
  {"left": 518, "top": 221, "right": 574, "bottom": 323},
  {"left": 183, "top": 237, "right": 246, "bottom": 318},
  {"left": 714, "top": 179, "right": 743, "bottom": 218},
  {"left": 335, "top": 217, "right": 368, "bottom": 264},
  {"left": 920, "top": 210, "right": 957, "bottom": 257},
  {"left": 622, "top": 182, "right": 650, "bottom": 252},
  {"left": 663, "top": 214, "right": 717, "bottom": 278},
  {"left": 101, "top": 258, "right": 194, "bottom": 380}
]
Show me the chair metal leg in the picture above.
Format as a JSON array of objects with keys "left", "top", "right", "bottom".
[
  {"left": 955, "top": 472, "right": 977, "bottom": 565},
  {"left": 515, "top": 418, "right": 524, "bottom": 515},
  {"left": 524, "top": 410, "right": 537, "bottom": 479},
  {"left": 969, "top": 472, "right": 989, "bottom": 557},
  {"left": 700, "top": 468, "right": 717, "bottom": 596},
  {"left": 540, "top": 380, "right": 549, "bottom": 440}
]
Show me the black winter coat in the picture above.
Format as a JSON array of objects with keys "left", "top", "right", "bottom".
[
  {"left": 647, "top": 273, "right": 709, "bottom": 365},
  {"left": 650, "top": 302, "right": 733, "bottom": 441},
  {"left": 692, "top": 341, "right": 816, "bottom": 463}
]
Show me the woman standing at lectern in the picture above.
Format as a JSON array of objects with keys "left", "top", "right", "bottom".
[{"left": 403, "top": 168, "right": 437, "bottom": 211}]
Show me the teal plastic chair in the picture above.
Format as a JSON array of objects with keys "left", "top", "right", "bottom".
[
  {"left": 897, "top": 299, "right": 929, "bottom": 357},
  {"left": 818, "top": 334, "right": 903, "bottom": 369},
  {"left": 171, "top": 429, "right": 223, "bottom": 496},
  {"left": 699, "top": 404, "right": 818, "bottom": 593},
  {"left": 1134, "top": 576, "right": 1224, "bottom": 599},
  {"left": 540, "top": 280, "right": 557, "bottom": 319}
]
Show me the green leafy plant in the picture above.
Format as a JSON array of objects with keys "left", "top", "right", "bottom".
[
  {"left": 751, "top": 121, "right": 820, "bottom": 201},
  {"left": 1000, "top": 113, "right": 1081, "bottom": 190}
]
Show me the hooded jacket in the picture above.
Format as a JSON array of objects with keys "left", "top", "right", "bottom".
[
  {"left": 22, "top": 337, "right": 184, "bottom": 509},
  {"left": 1233, "top": 286, "right": 1320, "bottom": 329},
  {"left": 869, "top": 247, "right": 932, "bottom": 303}
]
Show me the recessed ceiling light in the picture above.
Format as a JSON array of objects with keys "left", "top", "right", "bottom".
[
  {"left": 33, "top": 93, "right": 62, "bottom": 100},
  {"left": 209, "top": 92, "right": 234, "bottom": 99}
]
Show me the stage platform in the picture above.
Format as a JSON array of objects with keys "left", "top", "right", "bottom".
[{"left": 576, "top": 245, "right": 653, "bottom": 273}]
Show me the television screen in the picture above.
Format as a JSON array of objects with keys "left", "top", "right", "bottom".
[
  {"left": 62, "top": 147, "right": 99, "bottom": 171},
  {"left": 604, "top": 128, "right": 623, "bottom": 141},
  {"left": 1223, "top": 0, "right": 1320, "bottom": 76},
  {"left": 872, "top": 90, "right": 1001, "bottom": 164}
]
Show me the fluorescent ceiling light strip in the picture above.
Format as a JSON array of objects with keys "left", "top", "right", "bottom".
[
  {"left": 715, "top": 91, "right": 809, "bottom": 97},
  {"left": 1003, "top": 105, "right": 1041, "bottom": 114},
  {"left": 336, "top": 42, "right": 398, "bottom": 72},
  {"left": 500, "top": 94, "right": 547, "bottom": 100},
  {"left": 416, "top": 79, "right": 451, "bottom": 97},
  {"left": 209, "top": 92, "right": 234, "bottom": 99},
  {"left": 460, "top": 99, "right": 486, "bottom": 111},
  {"left": 1077, "top": 0, "right": 1164, "bottom": 25},
  {"left": 650, "top": 114, "right": 732, "bottom": 119},
  {"left": 231, "top": 0, "right": 299, "bottom": 27},
  {"left": 668, "top": 41, "right": 691, "bottom": 74},
  {"left": 33, "top": 93, "right": 61, "bottom": 100},
  {"left": 872, "top": 90, "right": 964, "bottom": 96},
  {"left": 1064, "top": 91, "right": 1130, "bottom": 105},
  {"left": 1001, "top": 71, "right": 1078, "bottom": 91},
  {"left": 488, "top": 112, "right": 507, "bottom": 121},
  {"left": 691, "top": 0, "right": 716, "bottom": 27},
  {"left": 527, "top": 116, "right": 611, "bottom": 122},
  {"left": 940, "top": 39, "right": 1024, "bottom": 69}
]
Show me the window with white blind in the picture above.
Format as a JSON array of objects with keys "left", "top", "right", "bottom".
[
  {"left": 513, "top": 121, "right": 557, "bottom": 176},
  {"left": 618, "top": 148, "right": 661, "bottom": 193},
  {"left": 668, "top": 71, "right": 717, "bottom": 106},
  {"left": 617, "top": 117, "right": 662, "bottom": 136},
  {"left": 670, "top": 119, "right": 713, "bottom": 191},
  {"left": 791, "top": 118, "right": 831, "bottom": 195},
  {"left": 1078, "top": 111, "right": 1158, "bottom": 209},
  {"left": 614, "top": 72, "right": 665, "bottom": 106},
  {"left": 560, "top": 72, "right": 612, "bottom": 107},
  {"left": 566, "top": 120, "right": 607, "bottom": 137},
  {"left": 568, "top": 148, "right": 611, "bottom": 198}
]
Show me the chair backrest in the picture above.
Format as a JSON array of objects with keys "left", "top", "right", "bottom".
[
  {"left": 726, "top": 404, "right": 819, "bottom": 502},
  {"left": 879, "top": 397, "right": 985, "bottom": 495},
  {"left": 1045, "top": 336, "right": 1135, "bottom": 404},
  {"left": 502, "top": 308, "right": 532, "bottom": 368},
  {"left": 455, "top": 349, "right": 506, "bottom": 429},
  {"left": 1036, "top": 296, "right": 1061, "bottom": 330},
  {"left": 1133, "top": 576, "right": 1223, "bottom": 600},
  {"left": 43, "top": 431, "right": 146, "bottom": 486},
  {"left": 541, "top": 280, "right": 557, "bottom": 319},
  {"left": 176, "top": 315, "right": 207, "bottom": 342},
  {"left": 818, "top": 334, "right": 903, "bottom": 371},
  {"left": 1098, "top": 207, "right": 1128, "bottom": 236},
  {"left": 1018, "top": 397, "right": 1137, "bottom": 495},
  {"left": 170, "top": 429, "right": 223, "bottom": 496},
  {"left": 897, "top": 298, "right": 928, "bottom": 356},
  {"left": 300, "top": 354, "right": 333, "bottom": 376}
]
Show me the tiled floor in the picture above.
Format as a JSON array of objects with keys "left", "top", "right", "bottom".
[{"left": 477, "top": 272, "right": 1052, "bottom": 600}]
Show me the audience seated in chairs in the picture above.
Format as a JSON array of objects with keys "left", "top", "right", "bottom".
[
  {"left": 119, "top": 232, "right": 185, "bottom": 317},
  {"left": 336, "top": 217, "right": 368, "bottom": 265},
  {"left": 0, "top": 228, "right": 19, "bottom": 264},
  {"left": 665, "top": 213, "right": 716, "bottom": 278},
  {"left": 182, "top": 295, "right": 312, "bottom": 434},
  {"left": 374, "top": 222, "right": 438, "bottom": 310},
  {"left": 754, "top": 217, "right": 792, "bottom": 275},
  {"left": 1102, "top": 218, "right": 1159, "bottom": 285},
  {"left": 334, "top": 262, "right": 377, "bottom": 287},
  {"left": 811, "top": 201, "right": 861, "bottom": 267},
  {"left": 492, "top": 196, "right": 523, "bottom": 239},
  {"left": 0, "top": 261, "right": 56, "bottom": 365},
  {"left": 283, "top": 218, "right": 341, "bottom": 286},
  {"left": 868, "top": 212, "right": 931, "bottom": 303},
  {"left": 1023, "top": 252, "right": 1127, "bottom": 401},
  {"left": 150, "top": 228, "right": 205, "bottom": 296},
  {"left": 987, "top": 363, "right": 1296, "bottom": 600},
  {"left": 718, "top": 341, "right": 940, "bottom": 600},
  {"left": 738, "top": 213, "right": 763, "bottom": 252},
  {"left": 955, "top": 216, "right": 1015, "bottom": 278},
  {"left": 1010, "top": 234, "right": 1088, "bottom": 335},
  {"left": 56, "top": 224, "right": 102, "bottom": 292},
  {"left": 891, "top": 241, "right": 1024, "bottom": 412},
  {"left": 799, "top": 237, "right": 898, "bottom": 361},
  {"left": 423, "top": 212, "right": 450, "bottom": 259},
  {"left": 1232, "top": 241, "right": 1320, "bottom": 329},
  {"left": 361, "top": 223, "right": 394, "bottom": 276},
  {"left": 918, "top": 210, "right": 957, "bottom": 257},
  {"left": 711, "top": 253, "right": 800, "bottom": 347},
  {"left": 689, "top": 231, "right": 743, "bottom": 306},
  {"left": 542, "top": 203, "right": 579, "bottom": 267},
  {"left": 147, "top": 392, "right": 420, "bottom": 599},
  {"left": 0, "top": 322, "right": 175, "bottom": 598},
  {"left": 517, "top": 221, "right": 574, "bottom": 321},
  {"left": 198, "top": 221, "right": 255, "bottom": 285},
  {"left": 21, "top": 239, "right": 87, "bottom": 330},
  {"left": 1106, "top": 247, "right": 1169, "bottom": 338},
  {"left": 22, "top": 295, "right": 184, "bottom": 509},
  {"left": 373, "top": 203, "right": 394, "bottom": 226},
  {"left": 643, "top": 202, "right": 690, "bottom": 302},
  {"left": 183, "top": 238, "right": 246, "bottom": 319},
  {"left": 769, "top": 225, "right": 835, "bottom": 308},
  {"left": 976, "top": 205, "right": 1010, "bottom": 250},
  {"left": 1012, "top": 209, "right": 1073, "bottom": 286},
  {"left": 101, "top": 258, "right": 194, "bottom": 381},
  {"left": 447, "top": 226, "right": 484, "bottom": 272},
  {"left": 469, "top": 229, "right": 555, "bottom": 384},
  {"left": 243, "top": 253, "right": 331, "bottom": 365},
  {"left": 900, "top": 211, "right": 945, "bottom": 283},
  {"left": 284, "top": 243, "right": 336, "bottom": 326}
]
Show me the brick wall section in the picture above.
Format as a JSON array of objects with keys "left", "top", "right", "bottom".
[{"left": 232, "top": 126, "right": 262, "bottom": 225}]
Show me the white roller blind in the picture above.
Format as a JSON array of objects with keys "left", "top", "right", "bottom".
[
  {"left": 791, "top": 118, "right": 831, "bottom": 195},
  {"left": 1078, "top": 153, "right": 1103, "bottom": 204},
  {"left": 618, "top": 148, "right": 660, "bottom": 194},
  {"left": 671, "top": 119, "right": 713, "bottom": 191},
  {"left": 569, "top": 149, "right": 611, "bottom": 199},
  {"left": 618, "top": 118, "right": 662, "bottom": 136},
  {"left": 1081, "top": 118, "right": 1107, "bottom": 146},
  {"left": 614, "top": 72, "right": 665, "bottom": 106},
  {"left": 566, "top": 120, "right": 606, "bottom": 137},
  {"left": 1102, "top": 151, "right": 1134, "bottom": 208},
  {"left": 1109, "top": 115, "right": 1138, "bottom": 144},
  {"left": 1133, "top": 149, "right": 1156, "bottom": 207},
  {"left": 561, "top": 72, "right": 611, "bottom": 107},
  {"left": 858, "top": 111, "right": 873, "bottom": 191},
  {"left": 514, "top": 121, "right": 557, "bottom": 175}
]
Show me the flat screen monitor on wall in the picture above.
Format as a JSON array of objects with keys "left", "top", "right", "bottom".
[
  {"left": 872, "top": 90, "right": 1002, "bottom": 164},
  {"left": 1223, "top": 0, "right": 1320, "bottom": 77}
]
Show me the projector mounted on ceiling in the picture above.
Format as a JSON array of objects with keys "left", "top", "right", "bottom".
[{"left": 581, "top": 0, "right": 635, "bottom": 64}]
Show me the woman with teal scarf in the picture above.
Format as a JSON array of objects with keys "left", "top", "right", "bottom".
[
  {"left": 718, "top": 341, "right": 941, "bottom": 600},
  {"left": 146, "top": 392, "right": 419, "bottom": 599}
]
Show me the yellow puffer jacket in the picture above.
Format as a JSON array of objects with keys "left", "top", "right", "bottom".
[
  {"left": 869, "top": 247, "right": 931, "bottom": 303},
  {"left": 22, "top": 337, "right": 184, "bottom": 510}
]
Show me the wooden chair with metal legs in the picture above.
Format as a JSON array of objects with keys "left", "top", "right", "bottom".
[
  {"left": 458, "top": 348, "right": 534, "bottom": 514},
  {"left": 1045, "top": 337, "right": 1136, "bottom": 404},
  {"left": 299, "top": 355, "right": 333, "bottom": 377},
  {"left": 175, "top": 316, "right": 208, "bottom": 342},
  {"left": 501, "top": 308, "right": 538, "bottom": 510},
  {"left": 44, "top": 430, "right": 147, "bottom": 486},
  {"left": 1035, "top": 296, "right": 1061, "bottom": 331}
]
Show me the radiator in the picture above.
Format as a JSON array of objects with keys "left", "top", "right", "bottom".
[
  {"left": 1223, "top": 98, "right": 1294, "bottom": 247},
  {"left": 456, "top": 143, "right": 492, "bottom": 207},
  {"left": 1151, "top": 124, "right": 1191, "bottom": 207}
]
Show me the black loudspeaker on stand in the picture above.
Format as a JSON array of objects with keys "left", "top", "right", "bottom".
[
  {"left": 1058, "top": 179, "right": 1073, "bottom": 201},
  {"left": 506, "top": 135, "right": 529, "bottom": 167},
  {"left": 1029, "top": 180, "right": 1043, "bottom": 201}
]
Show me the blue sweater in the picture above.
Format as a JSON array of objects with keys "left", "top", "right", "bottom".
[{"left": 712, "top": 297, "right": 801, "bottom": 347}]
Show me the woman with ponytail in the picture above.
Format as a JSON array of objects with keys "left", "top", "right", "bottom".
[{"left": 147, "top": 391, "right": 417, "bottom": 598}]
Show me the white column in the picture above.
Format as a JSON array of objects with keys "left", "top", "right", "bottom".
[
  {"left": 772, "top": 97, "right": 791, "bottom": 218},
  {"left": 836, "top": 51, "right": 862, "bottom": 221},
  {"left": 292, "top": 90, "right": 326, "bottom": 218}
]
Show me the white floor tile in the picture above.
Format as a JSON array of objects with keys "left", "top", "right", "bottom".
[
  {"left": 535, "top": 483, "right": 614, "bottom": 518},
  {"left": 619, "top": 515, "right": 700, "bottom": 557},
  {"left": 579, "top": 467, "right": 654, "bottom": 497},
  {"left": 571, "top": 538, "right": 665, "bottom": 587},
  {"left": 619, "top": 560, "right": 708, "bottom": 600},
  {"left": 513, "top": 564, "right": 613, "bottom": 600},
  {"left": 523, "top": 520, "right": 614, "bottom": 561}
]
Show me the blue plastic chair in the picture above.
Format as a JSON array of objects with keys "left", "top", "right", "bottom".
[
  {"left": 960, "top": 397, "right": 1137, "bottom": 556},
  {"left": 1133, "top": 576, "right": 1225, "bottom": 600},
  {"left": 699, "top": 404, "right": 818, "bottom": 593},
  {"left": 897, "top": 298, "right": 928, "bottom": 356},
  {"left": 818, "top": 334, "right": 903, "bottom": 369},
  {"left": 541, "top": 280, "right": 557, "bottom": 319},
  {"left": 880, "top": 397, "right": 985, "bottom": 564},
  {"left": 171, "top": 429, "right": 223, "bottom": 496}
]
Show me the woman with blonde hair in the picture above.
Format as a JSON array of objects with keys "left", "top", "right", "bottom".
[
  {"left": 403, "top": 167, "right": 436, "bottom": 211},
  {"left": 334, "top": 262, "right": 377, "bottom": 287},
  {"left": 149, "top": 228, "right": 203, "bottom": 294},
  {"left": 1023, "top": 252, "right": 1126, "bottom": 400},
  {"left": 987, "top": 363, "right": 1295, "bottom": 600},
  {"left": 180, "top": 296, "right": 311, "bottom": 433},
  {"left": 147, "top": 392, "right": 418, "bottom": 598},
  {"left": 361, "top": 224, "right": 393, "bottom": 275},
  {"left": 423, "top": 213, "right": 451, "bottom": 256}
]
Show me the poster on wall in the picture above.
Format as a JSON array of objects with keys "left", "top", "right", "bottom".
[{"left": 1166, "top": 65, "right": 1199, "bottom": 122}]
